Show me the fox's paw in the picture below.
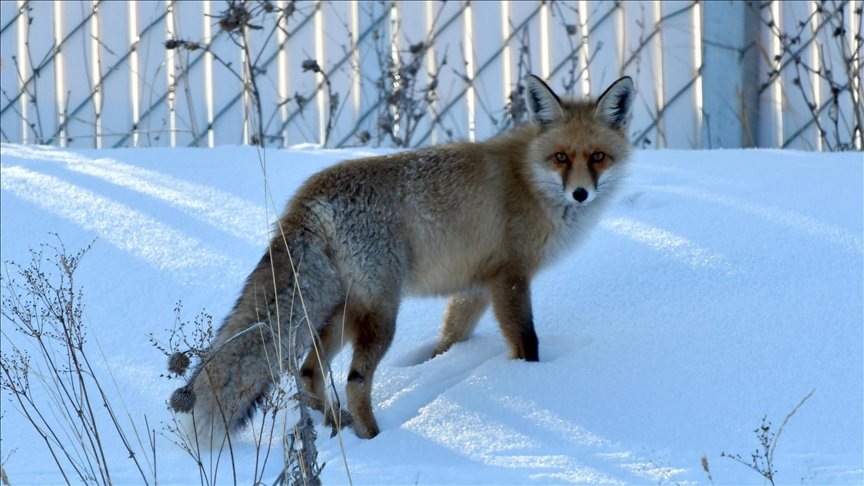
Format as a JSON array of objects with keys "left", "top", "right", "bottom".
[
  {"left": 431, "top": 343, "right": 447, "bottom": 358},
  {"left": 351, "top": 418, "right": 379, "bottom": 439},
  {"left": 324, "top": 407, "right": 353, "bottom": 438}
]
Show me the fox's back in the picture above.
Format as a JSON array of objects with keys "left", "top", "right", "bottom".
[{"left": 287, "top": 143, "right": 520, "bottom": 295}]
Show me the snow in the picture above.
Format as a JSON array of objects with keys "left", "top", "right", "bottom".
[{"left": 1, "top": 143, "right": 862, "bottom": 485}]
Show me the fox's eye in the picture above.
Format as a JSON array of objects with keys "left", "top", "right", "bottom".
[
  {"left": 554, "top": 152, "right": 569, "bottom": 163},
  {"left": 590, "top": 151, "right": 606, "bottom": 163}
]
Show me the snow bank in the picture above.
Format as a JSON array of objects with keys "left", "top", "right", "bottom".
[{"left": 1, "top": 143, "right": 861, "bottom": 484}]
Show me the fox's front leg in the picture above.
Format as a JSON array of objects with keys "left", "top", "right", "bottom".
[{"left": 488, "top": 273, "right": 539, "bottom": 361}]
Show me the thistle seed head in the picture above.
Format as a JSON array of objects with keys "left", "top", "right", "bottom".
[
  {"left": 169, "top": 385, "right": 195, "bottom": 413},
  {"left": 168, "top": 351, "right": 191, "bottom": 375}
]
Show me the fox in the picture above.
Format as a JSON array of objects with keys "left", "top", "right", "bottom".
[{"left": 169, "top": 74, "right": 635, "bottom": 441}]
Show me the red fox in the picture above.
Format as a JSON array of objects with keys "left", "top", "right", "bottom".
[{"left": 170, "top": 75, "right": 635, "bottom": 440}]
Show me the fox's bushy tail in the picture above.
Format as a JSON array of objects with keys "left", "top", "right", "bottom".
[{"left": 169, "top": 225, "right": 343, "bottom": 444}]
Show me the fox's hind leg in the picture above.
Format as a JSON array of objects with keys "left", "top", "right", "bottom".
[
  {"left": 433, "top": 291, "right": 489, "bottom": 357},
  {"left": 300, "top": 305, "right": 351, "bottom": 425},
  {"left": 345, "top": 302, "right": 397, "bottom": 439}
]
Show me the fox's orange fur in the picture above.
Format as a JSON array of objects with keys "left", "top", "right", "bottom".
[{"left": 171, "top": 75, "right": 635, "bottom": 440}]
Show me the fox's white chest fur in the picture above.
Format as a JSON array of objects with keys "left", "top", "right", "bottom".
[{"left": 531, "top": 162, "right": 626, "bottom": 266}]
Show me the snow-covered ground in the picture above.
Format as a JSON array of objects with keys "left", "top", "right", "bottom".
[{"left": 1, "top": 143, "right": 861, "bottom": 485}]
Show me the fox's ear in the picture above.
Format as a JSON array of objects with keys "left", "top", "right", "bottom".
[
  {"left": 595, "top": 76, "right": 634, "bottom": 130},
  {"left": 524, "top": 75, "right": 564, "bottom": 126}
]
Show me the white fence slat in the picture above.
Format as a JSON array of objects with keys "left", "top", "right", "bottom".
[
  {"left": 318, "top": 1, "right": 356, "bottom": 147},
  {"left": 130, "top": 1, "right": 171, "bottom": 147},
  {"left": 243, "top": 1, "right": 286, "bottom": 146},
  {"left": 15, "top": 0, "right": 29, "bottom": 144},
  {"left": 546, "top": 0, "right": 582, "bottom": 97},
  {"left": 853, "top": 0, "right": 862, "bottom": 149},
  {"left": 26, "top": 1, "right": 58, "bottom": 145},
  {"left": 283, "top": 3, "right": 320, "bottom": 146},
  {"left": 96, "top": 1, "right": 135, "bottom": 148},
  {"left": 90, "top": 0, "right": 102, "bottom": 148},
  {"left": 811, "top": 1, "right": 838, "bottom": 149},
  {"left": 390, "top": 0, "right": 432, "bottom": 146},
  {"left": 341, "top": 0, "right": 387, "bottom": 147},
  {"left": 0, "top": 1, "right": 24, "bottom": 144},
  {"left": 807, "top": 0, "right": 824, "bottom": 151},
  {"left": 621, "top": 0, "right": 661, "bottom": 148},
  {"left": 127, "top": 0, "right": 141, "bottom": 146},
  {"left": 462, "top": 1, "right": 476, "bottom": 142},
  {"left": 576, "top": 0, "right": 591, "bottom": 97},
  {"left": 657, "top": 1, "right": 697, "bottom": 149},
  {"left": 585, "top": 1, "right": 623, "bottom": 94},
  {"left": 538, "top": 0, "right": 550, "bottom": 79},
  {"left": 506, "top": 0, "right": 544, "bottom": 81},
  {"left": 52, "top": 1, "right": 67, "bottom": 146},
  {"left": 701, "top": 0, "right": 752, "bottom": 149},
  {"left": 779, "top": 0, "right": 818, "bottom": 150},
  {"left": 60, "top": 1, "right": 100, "bottom": 147},
  {"left": 763, "top": 0, "right": 784, "bottom": 149},
  {"left": 651, "top": 0, "right": 666, "bottom": 147},
  {"left": 469, "top": 1, "right": 507, "bottom": 141},
  {"left": 426, "top": 0, "right": 469, "bottom": 145},
  {"left": 807, "top": 0, "right": 858, "bottom": 150},
  {"left": 202, "top": 0, "right": 215, "bottom": 147},
  {"left": 164, "top": 1, "right": 200, "bottom": 147}
]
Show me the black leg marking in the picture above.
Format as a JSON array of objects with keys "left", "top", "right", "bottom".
[{"left": 347, "top": 369, "right": 364, "bottom": 384}]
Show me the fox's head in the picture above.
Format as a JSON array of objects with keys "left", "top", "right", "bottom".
[{"left": 524, "top": 75, "right": 634, "bottom": 207}]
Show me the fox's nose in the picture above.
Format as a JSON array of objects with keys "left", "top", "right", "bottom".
[{"left": 572, "top": 187, "right": 589, "bottom": 202}]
